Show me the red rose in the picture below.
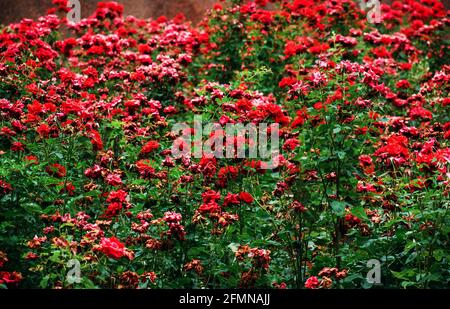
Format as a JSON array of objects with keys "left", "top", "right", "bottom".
[
  {"left": 45, "top": 164, "right": 66, "bottom": 178},
  {"left": 198, "top": 202, "right": 221, "bottom": 214},
  {"left": 25, "top": 155, "right": 39, "bottom": 164},
  {"left": 37, "top": 124, "right": 50, "bottom": 138},
  {"left": 223, "top": 193, "right": 240, "bottom": 207},
  {"left": 99, "top": 237, "right": 126, "bottom": 259},
  {"left": 283, "top": 138, "right": 300, "bottom": 151},
  {"left": 0, "top": 271, "right": 22, "bottom": 287},
  {"left": 103, "top": 202, "right": 123, "bottom": 218},
  {"left": 136, "top": 160, "right": 155, "bottom": 178},
  {"left": 358, "top": 155, "right": 373, "bottom": 167},
  {"left": 396, "top": 80, "right": 410, "bottom": 89},
  {"left": 202, "top": 190, "right": 221, "bottom": 203},
  {"left": 106, "top": 173, "right": 122, "bottom": 187},
  {"left": 141, "top": 140, "right": 160, "bottom": 155},
  {"left": 89, "top": 130, "right": 103, "bottom": 151},
  {"left": 84, "top": 165, "right": 103, "bottom": 179},
  {"left": 305, "top": 276, "right": 319, "bottom": 289},
  {"left": 0, "top": 180, "right": 12, "bottom": 196},
  {"left": 107, "top": 190, "right": 128, "bottom": 203},
  {"left": 409, "top": 106, "right": 433, "bottom": 120},
  {"left": 291, "top": 201, "right": 307, "bottom": 213},
  {"left": 11, "top": 142, "right": 25, "bottom": 152},
  {"left": 239, "top": 192, "right": 254, "bottom": 204}
]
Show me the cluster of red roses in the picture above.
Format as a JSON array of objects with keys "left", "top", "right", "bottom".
[
  {"left": 0, "top": 0, "right": 448, "bottom": 289},
  {"left": 235, "top": 245, "right": 272, "bottom": 287},
  {"left": 0, "top": 251, "right": 22, "bottom": 288}
]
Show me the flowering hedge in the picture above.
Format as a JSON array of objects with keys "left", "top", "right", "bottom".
[{"left": 0, "top": 0, "right": 449, "bottom": 289}]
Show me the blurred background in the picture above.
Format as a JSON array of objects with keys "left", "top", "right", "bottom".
[
  {"left": 0, "top": 0, "right": 217, "bottom": 25},
  {"left": 0, "top": 0, "right": 448, "bottom": 25}
]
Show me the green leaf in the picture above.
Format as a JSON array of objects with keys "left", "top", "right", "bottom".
[
  {"left": 49, "top": 251, "right": 61, "bottom": 263},
  {"left": 336, "top": 151, "right": 347, "bottom": 160},
  {"left": 21, "top": 202, "right": 42, "bottom": 213},
  {"left": 227, "top": 243, "right": 240, "bottom": 253},
  {"left": 351, "top": 206, "right": 368, "bottom": 221},
  {"left": 391, "top": 269, "right": 415, "bottom": 280},
  {"left": 433, "top": 249, "right": 445, "bottom": 261},
  {"left": 401, "top": 281, "right": 417, "bottom": 288},
  {"left": 39, "top": 275, "right": 50, "bottom": 288},
  {"left": 52, "top": 152, "right": 64, "bottom": 160},
  {"left": 331, "top": 201, "right": 346, "bottom": 217}
]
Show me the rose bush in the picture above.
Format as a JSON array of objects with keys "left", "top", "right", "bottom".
[{"left": 0, "top": 0, "right": 449, "bottom": 289}]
